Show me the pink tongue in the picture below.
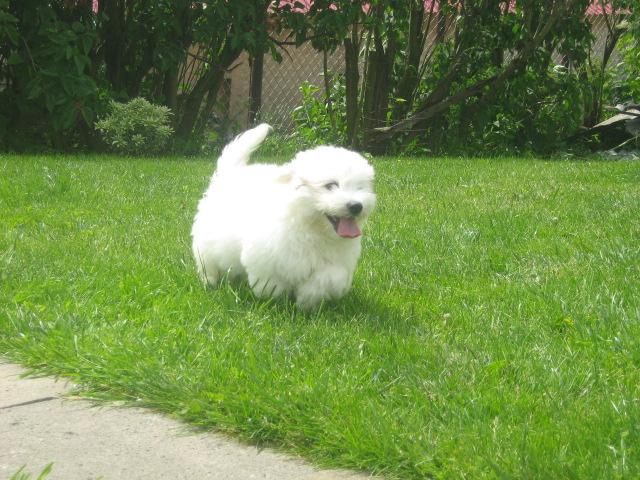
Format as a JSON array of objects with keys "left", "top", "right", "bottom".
[{"left": 337, "top": 217, "right": 362, "bottom": 238}]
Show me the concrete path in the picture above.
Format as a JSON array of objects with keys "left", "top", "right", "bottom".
[{"left": 0, "top": 363, "right": 370, "bottom": 480}]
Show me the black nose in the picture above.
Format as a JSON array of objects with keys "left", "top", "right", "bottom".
[{"left": 347, "top": 201, "right": 363, "bottom": 216}]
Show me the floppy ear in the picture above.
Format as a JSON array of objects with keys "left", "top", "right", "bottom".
[
  {"left": 277, "top": 164, "right": 309, "bottom": 189},
  {"left": 276, "top": 166, "right": 293, "bottom": 183}
]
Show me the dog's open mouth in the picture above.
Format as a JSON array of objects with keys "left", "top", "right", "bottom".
[{"left": 326, "top": 215, "right": 362, "bottom": 238}]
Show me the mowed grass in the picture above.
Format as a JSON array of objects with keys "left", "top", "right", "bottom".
[{"left": 1, "top": 154, "right": 639, "bottom": 479}]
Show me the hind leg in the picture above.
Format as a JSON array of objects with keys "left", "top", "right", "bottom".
[{"left": 192, "top": 244, "right": 220, "bottom": 286}]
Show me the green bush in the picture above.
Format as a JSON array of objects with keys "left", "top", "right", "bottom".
[
  {"left": 95, "top": 98, "right": 173, "bottom": 156},
  {"left": 0, "top": 1, "right": 99, "bottom": 151},
  {"left": 292, "top": 62, "right": 590, "bottom": 157},
  {"left": 291, "top": 78, "right": 347, "bottom": 148},
  {"left": 606, "top": 34, "right": 640, "bottom": 105}
]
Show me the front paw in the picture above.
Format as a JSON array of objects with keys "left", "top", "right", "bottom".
[
  {"left": 295, "top": 291, "right": 323, "bottom": 310},
  {"left": 295, "top": 267, "right": 352, "bottom": 310},
  {"left": 249, "top": 276, "right": 287, "bottom": 299}
]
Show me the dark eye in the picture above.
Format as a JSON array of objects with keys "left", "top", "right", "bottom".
[{"left": 324, "top": 181, "right": 339, "bottom": 190}]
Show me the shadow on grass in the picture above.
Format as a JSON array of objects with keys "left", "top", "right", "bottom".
[{"left": 203, "top": 276, "right": 415, "bottom": 333}]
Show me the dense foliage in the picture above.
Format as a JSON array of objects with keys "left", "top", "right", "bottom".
[
  {"left": 0, "top": 0, "right": 636, "bottom": 154},
  {"left": 0, "top": 0, "right": 277, "bottom": 152},
  {"left": 283, "top": 0, "right": 637, "bottom": 155},
  {"left": 0, "top": 0, "right": 98, "bottom": 151},
  {"left": 606, "top": 4, "right": 640, "bottom": 105},
  {"left": 291, "top": 79, "right": 348, "bottom": 149}
]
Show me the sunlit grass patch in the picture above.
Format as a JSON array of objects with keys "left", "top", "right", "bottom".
[{"left": 1, "top": 154, "right": 639, "bottom": 479}]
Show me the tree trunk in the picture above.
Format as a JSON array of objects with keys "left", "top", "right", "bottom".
[
  {"left": 322, "top": 50, "right": 336, "bottom": 131},
  {"left": 584, "top": 21, "right": 624, "bottom": 127},
  {"left": 176, "top": 39, "right": 241, "bottom": 139},
  {"left": 163, "top": 69, "right": 179, "bottom": 113},
  {"left": 344, "top": 28, "right": 360, "bottom": 148},
  {"left": 100, "top": 0, "right": 125, "bottom": 91},
  {"left": 247, "top": 3, "right": 267, "bottom": 126},
  {"left": 394, "top": 0, "right": 426, "bottom": 118},
  {"left": 176, "top": 66, "right": 225, "bottom": 138},
  {"left": 195, "top": 69, "right": 227, "bottom": 135},
  {"left": 248, "top": 52, "right": 264, "bottom": 126},
  {"left": 360, "top": 4, "right": 397, "bottom": 153}
]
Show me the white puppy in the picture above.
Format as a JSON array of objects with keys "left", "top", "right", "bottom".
[{"left": 191, "top": 124, "right": 376, "bottom": 309}]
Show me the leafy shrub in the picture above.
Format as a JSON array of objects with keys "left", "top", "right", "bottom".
[
  {"left": 95, "top": 98, "right": 173, "bottom": 156},
  {"left": 410, "top": 62, "right": 590, "bottom": 156},
  {"left": 253, "top": 130, "right": 298, "bottom": 158},
  {"left": 0, "top": 1, "right": 99, "bottom": 151},
  {"left": 606, "top": 32, "right": 640, "bottom": 105},
  {"left": 291, "top": 57, "right": 591, "bottom": 157},
  {"left": 291, "top": 77, "right": 347, "bottom": 148}
]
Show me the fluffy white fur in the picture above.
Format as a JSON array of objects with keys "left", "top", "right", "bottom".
[{"left": 191, "top": 124, "right": 376, "bottom": 309}]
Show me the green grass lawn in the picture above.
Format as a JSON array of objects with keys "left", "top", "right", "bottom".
[{"left": 1, "top": 154, "right": 639, "bottom": 479}]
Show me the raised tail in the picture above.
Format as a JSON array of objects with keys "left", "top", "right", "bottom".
[{"left": 216, "top": 123, "right": 272, "bottom": 173}]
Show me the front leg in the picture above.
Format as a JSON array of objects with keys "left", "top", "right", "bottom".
[
  {"left": 295, "top": 266, "right": 353, "bottom": 310},
  {"left": 247, "top": 271, "right": 288, "bottom": 299}
]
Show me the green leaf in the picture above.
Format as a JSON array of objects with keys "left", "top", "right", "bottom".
[
  {"left": 80, "top": 105, "right": 94, "bottom": 126},
  {"left": 74, "top": 55, "right": 85, "bottom": 74},
  {"left": 45, "top": 94, "right": 55, "bottom": 113},
  {"left": 60, "top": 76, "right": 75, "bottom": 95},
  {"left": 59, "top": 103, "right": 78, "bottom": 129},
  {"left": 6, "top": 52, "right": 22, "bottom": 65},
  {"left": 26, "top": 81, "right": 43, "bottom": 100}
]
